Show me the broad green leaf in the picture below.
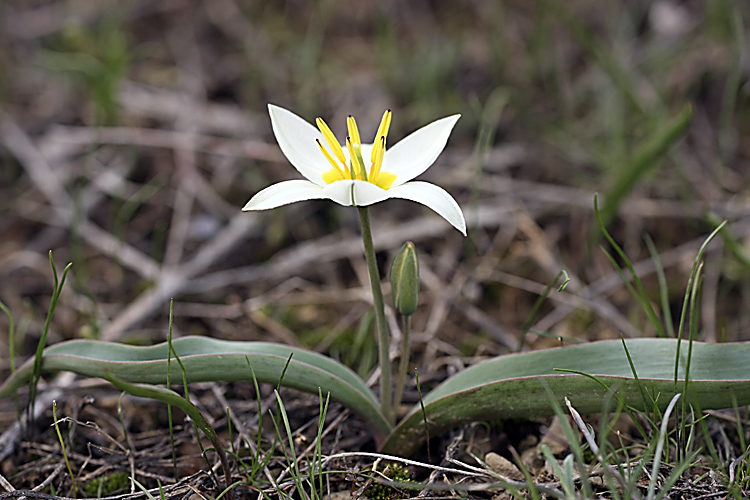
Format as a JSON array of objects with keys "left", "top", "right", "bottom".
[
  {"left": 0, "top": 336, "right": 391, "bottom": 440},
  {"left": 380, "top": 338, "right": 750, "bottom": 456}
]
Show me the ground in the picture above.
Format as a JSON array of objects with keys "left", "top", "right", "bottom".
[{"left": 1, "top": 1, "right": 750, "bottom": 498}]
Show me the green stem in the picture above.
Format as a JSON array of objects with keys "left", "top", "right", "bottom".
[
  {"left": 357, "top": 206, "right": 392, "bottom": 423},
  {"left": 393, "top": 314, "right": 411, "bottom": 416}
]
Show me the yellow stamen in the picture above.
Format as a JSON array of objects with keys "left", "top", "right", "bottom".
[
  {"left": 347, "top": 137, "right": 367, "bottom": 182},
  {"left": 371, "top": 136, "right": 386, "bottom": 180},
  {"left": 347, "top": 115, "right": 361, "bottom": 146},
  {"left": 316, "top": 117, "right": 347, "bottom": 164},
  {"left": 315, "top": 110, "right": 397, "bottom": 189},
  {"left": 372, "top": 109, "right": 392, "bottom": 163},
  {"left": 316, "top": 139, "right": 348, "bottom": 179}
]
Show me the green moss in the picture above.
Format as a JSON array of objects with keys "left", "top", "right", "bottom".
[
  {"left": 83, "top": 471, "right": 130, "bottom": 497},
  {"left": 364, "top": 464, "right": 418, "bottom": 500}
]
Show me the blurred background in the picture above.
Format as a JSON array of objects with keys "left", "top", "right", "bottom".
[{"left": 1, "top": 0, "right": 749, "bottom": 386}]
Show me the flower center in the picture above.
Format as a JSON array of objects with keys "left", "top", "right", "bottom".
[{"left": 316, "top": 110, "right": 397, "bottom": 190}]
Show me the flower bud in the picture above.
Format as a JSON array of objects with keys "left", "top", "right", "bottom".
[{"left": 390, "top": 241, "right": 420, "bottom": 316}]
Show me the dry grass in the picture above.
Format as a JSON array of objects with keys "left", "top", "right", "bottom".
[{"left": 1, "top": 0, "right": 750, "bottom": 498}]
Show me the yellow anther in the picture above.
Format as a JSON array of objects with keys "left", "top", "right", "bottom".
[
  {"left": 347, "top": 137, "right": 367, "bottom": 182},
  {"left": 347, "top": 115, "right": 361, "bottom": 146},
  {"left": 316, "top": 117, "right": 347, "bottom": 164},
  {"left": 372, "top": 109, "right": 392, "bottom": 163},
  {"left": 316, "top": 139, "right": 347, "bottom": 179}
]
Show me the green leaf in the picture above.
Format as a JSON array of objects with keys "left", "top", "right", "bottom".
[
  {"left": 0, "top": 336, "right": 390, "bottom": 441},
  {"left": 103, "top": 371, "right": 232, "bottom": 492},
  {"left": 380, "top": 338, "right": 750, "bottom": 456}
]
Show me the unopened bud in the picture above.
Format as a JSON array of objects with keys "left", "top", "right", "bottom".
[{"left": 390, "top": 241, "right": 420, "bottom": 316}]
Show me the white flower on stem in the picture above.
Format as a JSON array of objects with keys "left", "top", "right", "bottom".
[{"left": 243, "top": 104, "right": 466, "bottom": 235}]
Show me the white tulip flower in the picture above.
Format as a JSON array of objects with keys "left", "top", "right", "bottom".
[{"left": 243, "top": 105, "right": 466, "bottom": 235}]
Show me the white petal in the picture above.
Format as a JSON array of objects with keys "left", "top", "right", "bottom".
[
  {"left": 386, "top": 181, "right": 466, "bottom": 235},
  {"left": 268, "top": 104, "right": 329, "bottom": 184},
  {"left": 383, "top": 114, "right": 460, "bottom": 186},
  {"left": 351, "top": 181, "right": 392, "bottom": 206},
  {"left": 242, "top": 180, "right": 328, "bottom": 211},
  {"left": 321, "top": 180, "right": 356, "bottom": 206},
  {"left": 321, "top": 180, "right": 391, "bottom": 207}
]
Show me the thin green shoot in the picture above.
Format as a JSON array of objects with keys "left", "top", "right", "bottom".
[
  {"left": 113, "top": 177, "right": 162, "bottom": 244},
  {"left": 0, "top": 301, "right": 15, "bottom": 373},
  {"left": 393, "top": 314, "right": 411, "bottom": 415},
  {"left": 244, "top": 357, "right": 276, "bottom": 482},
  {"left": 620, "top": 337, "right": 660, "bottom": 423},
  {"left": 130, "top": 477, "right": 159, "bottom": 500},
  {"left": 166, "top": 316, "right": 214, "bottom": 483},
  {"left": 0, "top": 301, "right": 21, "bottom": 419},
  {"left": 272, "top": 388, "right": 332, "bottom": 500},
  {"left": 679, "top": 261, "right": 703, "bottom": 456},
  {"left": 216, "top": 480, "right": 245, "bottom": 500},
  {"left": 706, "top": 212, "right": 750, "bottom": 272},
  {"left": 508, "top": 447, "right": 541, "bottom": 500},
  {"left": 595, "top": 396, "right": 625, "bottom": 500},
  {"left": 600, "top": 243, "right": 659, "bottom": 331},
  {"left": 672, "top": 221, "right": 726, "bottom": 390},
  {"left": 647, "top": 393, "right": 680, "bottom": 500},
  {"left": 414, "top": 368, "right": 430, "bottom": 462},
  {"left": 644, "top": 234, "right": 675, "bottom": 338},
  {"left": 540, "top": 445, "right": 575, "bottom": 499},
  {"left": 166, "top": 299, "right": 176, "bottom": 477},
  {"left": 518, "top": 270, "right": 569, "bottom": 352},
  {"left": 668, "top": 221, "right": 725, "bottom": 457},
  {"left": 615, "top": 435, "right": 640, "bottom": 495},
  {"left": 557, "top": 270, "right": 570, "bottom": 291},
  {"left": 567, "top": 389, "right": 658, "bottom": 499},
  {"left": 538, "top": 379, "right": 594, "bottom": 499},
  {"left": 466, "top": 89, "right": 507, "bottom": 261},
  {"left": 692, "top": 397, "right": 721, "bottom": 473},
  {"left": 276, "top": 353, "right": 294, "bottom": 394},
  {"left": 594, "top": 195, "right": 666, "bottom": 337},
  {"left": 345, "top": 310, "right": 375, "bottom": 379},
  {"left": 52, "top": 400, "right": 78, "bottom": 497},
  {"left": 227, "top": 408, "right": 237, "bottom": 459},
  {"left": 29, "top": 252, "right": 72, "bottom": 421},
  {"left": 561, "top": 455, "right": 576, "bottom": 500},
  {"left": 104, "top": 370, "right": 232, "bottom": 496},
  {"left": 271, "top": 390, "right": 307, "bottom": 500},
  {"left": 313, "top": 389, "right": 330, "bottom": 498},
  {"left": 116, "top": 391, "right": 131, "bottom": 453},
  {"left": 732, "top": 396, "right": 748, "bottom": 489},
  {"left": 718, "top": 4, "right": 744, "bottom": 170}
]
